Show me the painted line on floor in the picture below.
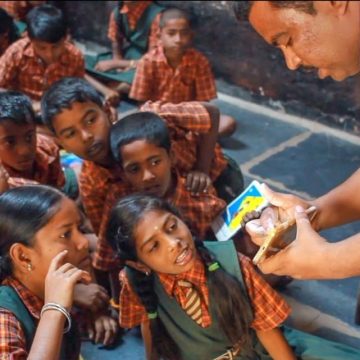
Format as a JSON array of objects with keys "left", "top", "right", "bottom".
[{"left": 218, "top": 92, "right": 360, "bottom": 146}]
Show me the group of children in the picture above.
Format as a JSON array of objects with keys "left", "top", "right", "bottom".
[{"left": 0, "top": 1, "right": 360, "bottom": 359}]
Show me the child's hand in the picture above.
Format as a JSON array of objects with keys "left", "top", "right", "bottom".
[
  {"left": 0, "top": 162, "right": 9, "bottom": 193},
  {"left": 104, "top": 88, "right": 120, "bottom": 107},
  {"left": 87, "top": 314, "right": 118, "bottom": 346},
  {"left": 186, "top": 171, "right": 212, "bottom": 196},
  {"left": 95, "top": 59, "right": 119, "bottom": 72},
  {"left": 44, "top": 250, "right": 91, "bottom": 310},
  {"left": 73, "top": 283, "right": 110, "bottom": 313}
]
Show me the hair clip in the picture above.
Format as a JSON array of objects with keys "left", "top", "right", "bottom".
[
  {"left": 208, "top": 262, "right": 220, "bottom": 272},
  {"left": 148, "top": 311, "right": 158, "bottom": 320}
]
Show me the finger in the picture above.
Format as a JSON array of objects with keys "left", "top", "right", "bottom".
[
  {"left": 87, "top": 324, "right": 95, "bottom": 341},
  {"left": 294, "top": 206, "right": 312, "bottom": 237},
  {"left": 103, "top": 324, "right": 114, "bottom": 345},
  {"left": 48, "top": 250, "right": 68, "bottom": 273},
  {"left": 56, "top": 263, "right": 75, "bottom": 274},
  {"left": 97, "top": 289, "right": 110, "bottom": 304},
  {"left": 261, "top": 184, "right": 290, "bottom": 208},
  {"left": 69, "top": 269, "right": 89, "bottom": 285},
  {"left": 260, "top": 207, "right": 278, "bottom": 231},
  {"left": 95, "top": 320, "right": 105, "bottom": 344},
  {"left": 257, "top": 251, "right": 286, "bottom": 275},
  {"left": 197, "top": 175, "right": 207, "bottom": 193},
  {"left": 79, "top": 271, "right": 92, "bottom": 285},
  {"left": 204, "top": 176, "right": 211, "bottom": 192},
  {"left": 190, "top": 175, "right": 201, "bottom": 194},
  {"left": 245, "top": 220, "right": 267, "bottom": 246},
  {"left": 186, "top": 173, "right": 193, "bottom": 190}
]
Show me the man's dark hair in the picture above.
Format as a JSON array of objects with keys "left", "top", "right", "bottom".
[
  {"left": 110, "top": 111, "right": 171, "bottom": 165},
  {"left": 159, "top": 7, "right": 192, "bottom": 28},
  {"left": 0, "top": 91, "right": 35, "bottom": 126},
  {"left": 26, "top": 4, "right": 67, "bottom": 43},
  {"left": 41, "top": 77, "right": 103, "bottom": 133},
  {"left": 233, "top": 1, "right": 316, "bottom": 21}
]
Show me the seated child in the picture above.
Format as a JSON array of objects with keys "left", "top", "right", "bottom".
[
  {"left": 0, "top": 1, "right": 45, "bottom": 22},
  {"left": 41, "top": 77, "right": 227, "bottom": 237},
  {"left": 0, "top": 185, "right": 118, "bottom": 358},
  {"left": 92, "top": 111, "right": 228, "bottom": 273},
  {"left": 0, "top": 4, "right": 85, "bottom": 116},
  {"left": 0, "top": 91, "right": 66, "bottom": 191},
  {"left": 107, "top": 194, "right": 360, "bottom": 360},
  {"left": 0, "top": 8, "right": 19, "bottom": 56},
  {"left": 130, "top": 7, "right": 237, "bottom": 137},
  {"left": 86, "top": 1, "right": 165, "bottom": 96}
]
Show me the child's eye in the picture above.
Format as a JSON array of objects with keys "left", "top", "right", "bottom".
[
  {"left": 59, "top": 230, "right": 72, "bottom": 239},
  {"left": 25, "top": 133, "right": 34, "bottom": 143},
  {"left": 168, "top": 219, "right": 177, "bottom": 232},
  {"left": 64, "top": 130, "right": 75, "bottom": 139},
  {"left": 151, "top": 158, "right": 161, "bottom": 166},
  {"left": 86, "top": 116, "right": 96, "bottom": 126},
  {"left": 127, "top": 165, "right": 139, "bottom": 174},
  {"left": 149, "top": 241, "right": 159, "bottom": 253},
  {"left": 5, "top": 139, "right": 15, "bottom": 147}
]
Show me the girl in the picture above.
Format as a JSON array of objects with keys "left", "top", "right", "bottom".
[
  {"left": 106, "top": 194, "right": 360, "bottom": 360},
  {"left": 0, "top": 185, "right": 117, "bottom": 359}
]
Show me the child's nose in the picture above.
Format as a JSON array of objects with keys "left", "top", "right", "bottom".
[
  {"left": 81, "top": 129, "right": 94, "bottom": 143},
  {"left": 76, "top": 233, "right": 89, "bottom": 251},
  {"left": 142, "top": 169, "right": 155, "bottom": 182}
]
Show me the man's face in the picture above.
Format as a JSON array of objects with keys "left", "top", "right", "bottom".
[
  {"left": 31, "top": 38, "right": 67, "bottom": 65},
  {"left": 52, "top": 101, "right": 112, "bottom": 165},
  {"left": 249, "top": 1, "right": 360, "bottom": 81}
]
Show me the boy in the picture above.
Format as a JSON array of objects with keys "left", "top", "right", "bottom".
[
  {"left": 0, "top": 90, "right": 65, "bottom": 190},
  {"left": 87, "top": 1, "right": 165, "bottom": 95},
  {"left": 41, "top": 77, "right": 222, "bottom": 239},
  {"left": 0, "top": 4, "right": 119, "bottom": 116},
  {"left": 130, "top": 7, "right": 237, "bottom": 137}
]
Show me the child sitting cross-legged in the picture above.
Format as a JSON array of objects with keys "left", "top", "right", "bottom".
[
  {"left": 106, "top": 194, "right": 360, "bottom": 360},
  {"left": 130, "top": 7, "right": 236, "bottom": 137}
]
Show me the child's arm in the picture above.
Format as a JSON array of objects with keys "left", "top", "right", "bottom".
[
  {"left": 256, "top": 328, "right": 296, "bottom": 360},
  {"left": 84, "top": 74, "right": 120, "bottom": 107},
  {"left": 141, "top": 321, "right": 158, "bottom": 360}
]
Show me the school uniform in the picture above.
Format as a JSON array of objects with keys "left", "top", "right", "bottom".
[
  {"left": 93, "top": 171, "right": 227, "bottom": 272},
  {"left": 4, "top": 134, "right": 65, "bottom": 189},
  {"left": 120, "top": 240, "right": 360, "bottom": 360},
  {"left": 0, "top": 37, "right": 85, "bottom": 101},
  {"left": 0, "top": 277, "right": 80, "bottom": 360},
  {"left": 130, "top": 45, "right": 217, "bottom": 103},
  {"left": 85, "top": 1, "right": 164, "bottom": 84}
]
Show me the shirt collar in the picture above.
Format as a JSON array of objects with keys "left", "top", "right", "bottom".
[
  {"left": 2, "top": 277, "right": 43, "bottom": 320},
  {"left": 157, "top": 254, "right": 206, "bottom": 298}
]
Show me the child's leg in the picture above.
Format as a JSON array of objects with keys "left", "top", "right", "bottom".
[
  {"left": 213, "top": 155, "right": 244, "bottom": 203},
  {"left": 219, "top": 113, "right": 237, "bottom": 137}
]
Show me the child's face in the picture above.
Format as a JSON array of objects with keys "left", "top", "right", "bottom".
[
  {"left": 160, "top": 18, "right": 192, "bottom": 57},
  {"left": 133, "top": 209, "right": 196, "bottom": 275},
  {"left": 0, "top": 121, "right": 36, "bottom": 172},
  {"left": 28, "top": 197, "right": 90, "bottom": 297},
  {"left": 31, "top": 38, "right": 67, "bottom": 65},
  {"left": 120, "top": 140, "right": 173, "bottom": 197},
  {"left": 52, "top": 101, "right": 112, "bottom": 165}
]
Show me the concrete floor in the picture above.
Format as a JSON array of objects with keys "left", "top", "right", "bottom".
[{"left": 81, "top": 92, "right": 360, "bottom": 359}]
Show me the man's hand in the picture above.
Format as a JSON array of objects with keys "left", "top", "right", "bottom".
[
  {"left": 256, "top": 206, "right": 331, "bottom": 279},
  {"left": 186, "top": 171, "right": 212, "bottom": 195}
]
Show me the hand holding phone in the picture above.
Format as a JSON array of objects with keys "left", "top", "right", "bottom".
[{"left": 252, "top": 206, "right": 317, "bottom": 265}]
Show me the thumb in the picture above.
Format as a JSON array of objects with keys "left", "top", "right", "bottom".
[
  {"left": 262, "top": 183, "right": 290, "bottom": 208},
  {"left": 294, "top": 206, "right": 312, "bottom": 238}
]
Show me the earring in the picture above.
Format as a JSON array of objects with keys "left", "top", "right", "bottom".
[
  {"left": 27, "top": 263, "right": 33, "bottom": 272},
  {"left": 145, "top": 271, "right": 150, "bottom": 276}
]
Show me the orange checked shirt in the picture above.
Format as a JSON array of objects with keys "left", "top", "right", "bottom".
[
  {"left": 107, "top": 1, "right": 161, "bottom": 52},
  {"left": 3, "top": 134, "right": 65, "bottom": 188},
  {"left": 130, "top": 46, "right": 217, "bottom": 103},
  {"left": 0, "top": 277, "right": 80, "bottom": 360},
  {"left": 93, "top": 171, "right": 226, "bottom": 272},
  {"left": 119, "top": 253, "right": 291, "bottom": 331},
  {"left": 0, "top": 37, "right": 85, "bottom": 100}
]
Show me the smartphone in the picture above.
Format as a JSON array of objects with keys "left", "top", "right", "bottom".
[{"left": 252, "top": 206, "right": 317, "bottom": 265}]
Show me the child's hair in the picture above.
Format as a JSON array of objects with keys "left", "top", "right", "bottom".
[
  {"left": 106, "top": 194, "right": 253, "bottom": 360},
  {"left": 0, "top": 8, "right": 19, "bottom": 45},
  {"left": 26, "top": 4, "right": 67, "bottom": 43},
  {"left": 110, "top": 111, "right": 171, "bottom": 164},
  {"left": 159, "top": 7, "right": 192, "bottom": 29},
  {"left": 0, "top": 185, "right": 65, "bottom": 282},
  {"left": 0, "top": 91, "right": 35, "bottom": 126},
  {"left": 41, "top": 77, "right": 103, "bottom": 133}
]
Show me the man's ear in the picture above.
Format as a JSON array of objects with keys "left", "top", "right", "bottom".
[
  {"left": 125, "top": 260, "right": 152, "bottom": 275},
  {"left": 9, "top": 243, "right": 34, "bottom": 275}
]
